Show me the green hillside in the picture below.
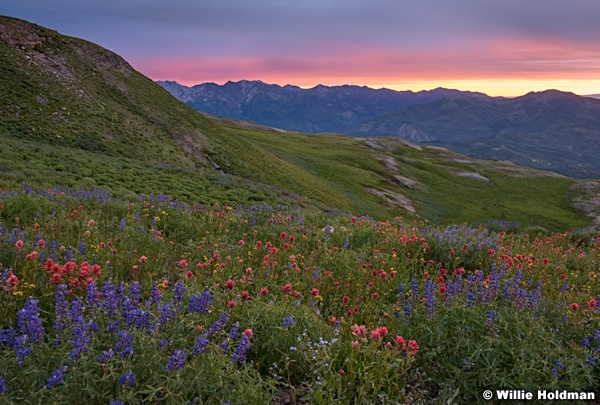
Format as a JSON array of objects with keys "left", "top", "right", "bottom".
[
  {"left": 0, "top": 16, "right": 595, "bottom": 230},
  {"left": 211, "top": 119, "right": 592, "bottom": 230}
]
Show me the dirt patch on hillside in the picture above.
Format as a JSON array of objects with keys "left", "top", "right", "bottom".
[
  {"left": 373, "top": 155, "right": 422, "bottom": 189},
  {"left": 393, "top": 175, "right": 421, "bottom": 189},
  {"left": 367, "top": 188, "right": 416, "bottom": 213},
  {"left": 450, "top": 171, "right": 491, "bottom": 182},
  {"left": 364, "top": 138, "right": 422, "bottom": 152},
  {"left": 376, "top": 155, "right": 399, "bottom": 171}
]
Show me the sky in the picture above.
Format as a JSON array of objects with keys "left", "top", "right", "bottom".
[{"left": 3, "top": 0, "right": 600, "bottom": 96}]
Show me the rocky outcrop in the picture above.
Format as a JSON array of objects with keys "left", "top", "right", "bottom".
[
  {"left": 0, "top": 19, "right": 53, "bottom": 49},
  {"left": 367, "top": 188, "right": 416, "bottom": 214}
]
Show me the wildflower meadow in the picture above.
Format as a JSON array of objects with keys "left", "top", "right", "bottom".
[{"left": 0, "top": 185, "right": 599, "bottom": 404}]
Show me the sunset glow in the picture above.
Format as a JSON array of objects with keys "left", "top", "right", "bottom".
[{"left": 4, "top": 0, "right": 600, "bottom": 97}]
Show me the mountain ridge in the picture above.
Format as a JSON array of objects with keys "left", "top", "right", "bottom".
[
  {"left": 160, "top": 80, "right": 600, "bottom": 179},
  {"left": 157, "top": 80, "right": 493, "bottom": 134}
]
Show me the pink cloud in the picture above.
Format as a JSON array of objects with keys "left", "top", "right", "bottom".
[{"left": 130, "top": 37, "right": 600, "bottom": 90}]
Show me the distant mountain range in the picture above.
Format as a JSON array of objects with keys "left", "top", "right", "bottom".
[
  {"left": 157, "top": 80, "right": 491, "bottom": 134},
  {"left": 159, "top": 80, "right": 600, "bottom": 178}
]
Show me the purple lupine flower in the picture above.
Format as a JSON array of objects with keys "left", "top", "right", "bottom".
[
  {"left": 283, "top": 315, "right": 295, "bottom": 328},
  {"left": 219, "top": 338, "right": 229, "bottom": 353},
  {"left": 231, "top": 334, "right": 251, "bottom": 364},
  {"left": 582, "top": 336, "right": 592, "bottom": 349},
  {"left": 529, "top": 284, "right": 543, "bottom": 312},
  {"left": 312, "top": 268, "right": 320, "bottom": 282},
  {"left": 101, "top": 281, "right": 119, "bottom": 317},
  {"left": 119, "top": 217, "right": 127, "bottom": 231},
  {"left": 228, "top": 322, "right": 240, "bottom": 340},
  {"left": 145, "top": 283, "right": 162, "bottom": 307},
  {"left": 114, "top": 330, "right": 134, "bottom": 358},
  {"left": 173, "top": 281, "right": 186, "bottom": 304},
  {"left": 46, "top": 366, "right": 68, "bottom": 388},
  {"left": 484, "top": 273, "right": 500, "bottom": 303},
  {"left": 513, "top": 269, "right": 523, "bottom": 286},
  {"left": 466, "top": 292, "right": 475, "bottom": 307},
  {"left": 78, "top": 240, "right": 87, "bottom": 255},
  {"left": 86, "top": 281, "right": 100, "bottom": 312},
  {"left": 107, "top": 320, "right": 121, "bottom": 333},
  {"left": 585, "top": 355, "right": 597, "bottom": 367},
  {"left": 129, "top": 282, "right": 142, "bottom": 305},
  {"left": 465, "top": 274, "right": 474, "bottom": 296},
  {"left": 551, "top": 359, "right": 564, "bottom": 379},
  {"left": 17, "top": 296, "right": 45, "bottom": 343},
  {"left": 444, "top": 280, "right": 454, "bottom": 306},
  {"left": 69, "top": 321, "right": 91, "bottom": 360},
  {"left": 0, "top": 328, "right": 15, "bottom": 348},
  {"left": 14, "top": 335, "right": 31, "bottom": 365},
  {"left": 0, "top": 374, "right": 6, "bottom": 395},
  {"left": 503, "top": 280, "right": 511, "bottom": 301},
  {"left": 97, "top": 348, "right": 115, "bottom": 363},
  {"left": 124, "top": 308, "right": 152, "bottom": 330},
  {"left": 193, "top": 333, "right": 209, "bottom": 355},
  {"left": 410, "top": 278, "right": 419, "bottom": 301},
  {"left": 153, "top": 303, "right": 174, "bottom": 331},
  {"left": 403, "top": 300, "right": 413, "bottom": 321},
  {"left": 53, "top": 285, "right": 70, "bottom": 340},
  {"left": 207, "top": 312, "right": 229, "bottom": 338},
  {"left": 69, "top": 297, "right": 84, "bottom": 323},
  {"left": 166, "top": 349, "right": 186, "bottom": 371},
  {"left": 188, "top": 290, "right": 213, "bottom": 314},
  {"left": 486, "top": 310, "right": 499, "bottom": 337},
  {"left": 118, "top": 372, "right": 135, "bottom": 387},
  {"left": 515, "top": 288, "right": 527, "bottom": 311},
  {"left": 425, "top": 279, "right": 436, "bottom": 317}
]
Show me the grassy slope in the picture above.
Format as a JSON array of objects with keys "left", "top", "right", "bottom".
[
  {"left": 391, "top": 146, "right": 584, "bottom": 229},
  {"left": 215, "top": 123, "right": 589, "bottom": 230},
  {"left": 0, "top": 16, "right": 592, "bottom": 230}
]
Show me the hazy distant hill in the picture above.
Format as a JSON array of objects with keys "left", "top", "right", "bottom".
[
  {"left": 354, "top": 90, "right": 600, "bottom": 178},
  {"left": 158, "top": 80, "right": 491, "bottom": 134}
]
